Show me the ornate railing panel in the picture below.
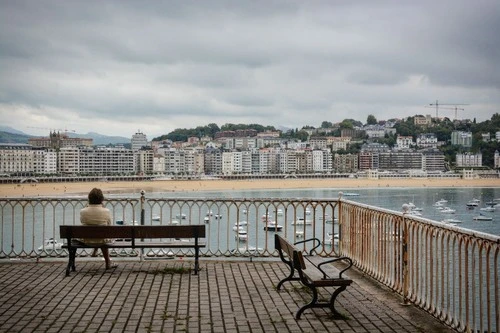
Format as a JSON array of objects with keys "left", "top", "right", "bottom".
[{"left": 0, "top": 195, "right": 340, "bottom": 258}]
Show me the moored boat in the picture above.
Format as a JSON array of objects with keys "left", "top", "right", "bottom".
[
  {"left": 473, "top": 213, "right": 493, "bottom": 221},
  {"left": 263, "top": 220, "right": 283, "bottom": 231}
]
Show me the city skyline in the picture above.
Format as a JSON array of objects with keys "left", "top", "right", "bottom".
[{"left": 1, "top": 1, "right": 498, "bottom": 138}]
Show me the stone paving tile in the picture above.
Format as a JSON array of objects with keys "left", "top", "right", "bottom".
[{"left": 0, "top": 259, "right": 457, "bottom": 333}]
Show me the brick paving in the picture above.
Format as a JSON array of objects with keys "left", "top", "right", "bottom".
[{"left": 0, "top": 258, "right": 457, "bottom": 333}]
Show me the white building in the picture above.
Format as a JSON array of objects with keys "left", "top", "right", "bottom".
[
  {"left": 396, "top": 136, "right": 414, "bottom": 149},
  {"left": 79, "top": 146, "right": 135, "bottom": 175},
  {"left": 33, "top": 148, "right": 57, "bottom": 174},
  {"left": 417, "top": 134, "right": 438, "bottom": 149},
  {"left": 58, "top": 147, "right": 80, "bottom": 174},
  {"left": 131, "top": 131, "right": 149, "bottom": 151},
  {"left": 451, "top": 131, "right": 472, "bottom": 147},
  {"left": 0, "top": 144, "right": 34, "bottom": 174},
  {"left": 456, "top": 153, "right": 482, "bottom": 167}
]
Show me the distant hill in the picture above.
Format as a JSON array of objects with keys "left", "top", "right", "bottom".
[
  {"left": 0, "top": 131, "right": 32, "bottom": 144},
  {"left": 0, "top": 128, "right": 129, "bottom": 146},
  {"left": 69, "top": 132, "right": 129, "bottom": 145}
]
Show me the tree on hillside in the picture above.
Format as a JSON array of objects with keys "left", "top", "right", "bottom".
[
  {"left": 321, "top": 121, "right": 333, "bottom": 128},
  {"left": 367, "top": 114, "right": 377, "bottom": 125}
]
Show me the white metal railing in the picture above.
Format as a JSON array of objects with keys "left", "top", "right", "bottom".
[
  {"left": 1, "top": 194, "right": 498, "bottom": 332},
  {"left": 339, "top": 199, "right": 499, "bottom": 333}
]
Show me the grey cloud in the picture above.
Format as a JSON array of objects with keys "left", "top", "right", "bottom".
[{"left": 0, "top": 0, "right": 498, "bottom": 137}]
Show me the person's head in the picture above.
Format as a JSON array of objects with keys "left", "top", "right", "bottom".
[{"left": 88, "top": 188, "right": 104, "bottom": 205}]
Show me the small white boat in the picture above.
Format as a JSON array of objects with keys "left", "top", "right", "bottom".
[
  {"left": 170, "top": 220, "right": 180, "bottom": 225},
  {"left": 433, "top": 201, "right": 445, "bottom": 207},
  {"left": 214, "top": 214, "right": 223, "bottom": 219},
  {"left": 443, "top": 218, "right": 462, "bottom": 224},
  {"left": 323, "top": 233, "right": 339, "bottom": 246},
  {"left": 473, "top": 213, "right": 493, "bottom": 221},
  {"left": 480, "top": 206, "right": 495, "bottom": 212},
  {"left": 295, "top": 230, "right": 304, "bottom": 238},
  {"left": 206, "top": 210, "right": 213, "bottom": 217},
  {"left": 440, "top": 207, "right": 456, "bottom": 214},
  {"left": 305, "top": 209, "right": 312, "bottom": 216},
  {"left": 263, "top": 221, "right": 283, "bottom": 231},
  {"left": 261, "top": 213, "right": 273, "bottom": 221},
  {"left": 292, "top": 217, "right": 312, "bottom": 225},
  {"left": 235, "top": 230, "right": 248, "bottom": 241},
  {"left": 325, "top": 217, "right": 338, "bottom": 224},
  {"left": 203, "top": 216, "right": 210, "bottom": 223},
  {"left": 277, "top": 209, "right": 283, "bottom": 216},
  {"left": 466, "top": 201, "right": 479, "bottom": 207},
  {"left": 409, "top": 210, "right": 422, "bottom": 216},
  {"left": 233, "top": 221, "right": 248, "bottom": 231},
  {"left": 343, "top": 192, "right": 360, "bottom": 196},
  {"left": 176, "top": 213, "right": 187, "bottom": 220},
  {"left": 37, "top": 238, "right": 63, "bottom": 252},
  {"left": 152, "top": 215, "right": 161, "bottom": 221}
]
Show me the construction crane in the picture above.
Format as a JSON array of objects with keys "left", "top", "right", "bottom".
[
  {"left": 27, "top": 126, "right": 76, "bottom": 135},
  {"left": 428, "top": 100, "right": 468, "bottom": 119},
  {"left": 425, "top": 105, "right": 465, "bottom": 120}
]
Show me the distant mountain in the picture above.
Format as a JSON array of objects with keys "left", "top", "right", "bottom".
[
  {"left": 0, "top": 126, "right": 27, "bottom": 135},
  {"left": 69, "top": 132, "right": 130, "bottom": 145},
  {"left": 0, "top": 131, "right": 32, "bottom": 144},
  {"left": 0, "top": 127, "right": 129, "bottom": 145}
]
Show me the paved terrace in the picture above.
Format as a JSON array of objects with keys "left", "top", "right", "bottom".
[{"left": 0, "top": 258, "right": 457, "bottom": 333}]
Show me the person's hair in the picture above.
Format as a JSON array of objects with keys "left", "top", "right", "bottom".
[{"left": 88, "top": 188, "right": 104, "bottom": 205}]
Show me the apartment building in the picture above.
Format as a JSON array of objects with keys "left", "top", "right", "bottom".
[
  {"left": 333, "top": 153, "right": 358, "bottom": 173},
  {"left": 79, "top": 146, "right": 135, "bottom": 175},
  {"left": 451, "top": 131, "right": 472, "bottom": 147},
  {"left": 421, "top": 149, "right": 445, "bottom": 171},
  {"left": 456, "top": 153, "right": 482, "bottom": 167},
  {"left": 33, "top": 148, "right": 57, "bottom": 174},
  {"left": 0, "top": 144, "right": 34, "bottom": 174},
  {"left": 379, "top": 150, "right": 423, "bottom": 171},
  {"left": 58, "top": 147, "right": 80, "bottom": 174},
  {"left": 131, "top": 131, "right": 149, "bottom": 151},
  {"left": 417, "top": 133, "right": 438, "bottom": 149},
  {"left": 396, "top": 136, "right": 414, "bottom": 149}
]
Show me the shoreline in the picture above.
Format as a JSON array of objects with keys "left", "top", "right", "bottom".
[{"left": 1, "top": 178, "right": 499, "bottom": 198}]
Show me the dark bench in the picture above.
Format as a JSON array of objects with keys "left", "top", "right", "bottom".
[
  {"left": 275, "top": 234, "right": 353, "bottom": 319},
  {"left": 60, "top": 225, "right": 206, "bottom": 276}
]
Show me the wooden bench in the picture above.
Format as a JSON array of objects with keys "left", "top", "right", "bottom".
[
  {"left": 60, "top": 225, "right": 206, "bottom": 276},
  {"left": 275, "top": 234, "right": 353, "bottom": 319}
]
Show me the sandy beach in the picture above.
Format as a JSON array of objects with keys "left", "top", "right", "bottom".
[{"left": 1, "top": 177, "right": 499, "bottom": 198}]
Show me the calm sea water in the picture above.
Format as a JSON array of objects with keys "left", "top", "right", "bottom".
[{"left": 139, "top": 186, "right": 500, "bottom": 237}]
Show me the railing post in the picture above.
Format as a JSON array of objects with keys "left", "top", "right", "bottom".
[
  {"left": 338, "top": 192, "right": 343, "bottom": 253},
  {"left": 140, "top": 190, "right": 145, "bottom": 261},
  {"left": 401, "top": 204, "right": 410, "bottom": 305}
]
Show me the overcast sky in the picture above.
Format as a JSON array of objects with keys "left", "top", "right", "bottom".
[{"left": 1, "top": 1, "right": 499, "bottom": 138}]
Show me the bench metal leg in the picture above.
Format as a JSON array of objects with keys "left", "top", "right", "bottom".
[
  {"left": 329, "top": 285, "right": 347, "bottom": 318},
  {"left": 66, "top": 248, "right": 77, "bottom": 277},
  {"left": 296, "top": 285, "right": 347, "bottom": 319},
  {"left": 277, "top": 260, "right": 300, "bottom": 291},
  {"left": 193, "top": 247, "right": 199, "bottom": 275}
]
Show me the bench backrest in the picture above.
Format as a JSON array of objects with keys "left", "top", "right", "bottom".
[
  {"left": 275, "top": 234, "right": 297, "bottom": 259},
  {"left": 275, "top": 234, "right": 309, "bottom": 271},
  {"left": 60, "top": 225, "right": 206, "bottom": 240}
]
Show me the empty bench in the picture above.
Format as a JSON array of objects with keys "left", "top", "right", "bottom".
[
  {"left": 275, "top": 234, "right": 353, "bottom": 319},
  {"left": 60, "top": 225, "right": 206, "bottom": 276}
]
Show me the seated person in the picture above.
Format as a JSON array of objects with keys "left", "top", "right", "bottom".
[{"left": 80, "top": 188, "right": 117, "bottom": 269}]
